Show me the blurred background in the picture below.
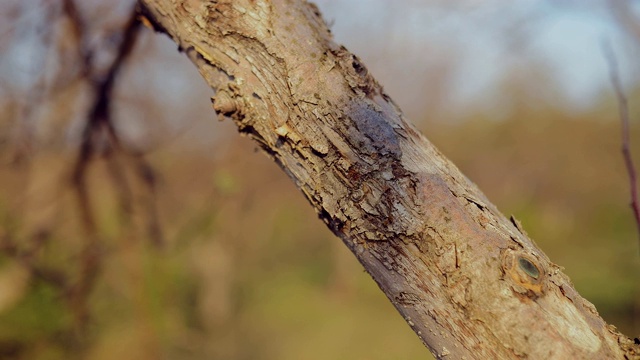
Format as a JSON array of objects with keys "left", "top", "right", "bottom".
[{"left": 0, "top": 0, "right": 639, "bottom": 359}]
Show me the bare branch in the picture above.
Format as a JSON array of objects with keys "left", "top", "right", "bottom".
[
  {"left": 602, "top": 39, "right": 640, "bottom": 250},
  {"left": 66, "top": 1, "right": 144, "bottom": 331},
  {"left": 137, "top": 1, "right": 636, "bottom": 357}
]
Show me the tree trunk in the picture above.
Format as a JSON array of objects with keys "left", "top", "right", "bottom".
[{"left": 137, "top": 0, "right": 638, "bottom": 358}]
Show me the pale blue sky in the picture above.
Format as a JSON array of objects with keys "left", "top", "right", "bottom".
[
  {"left": 314, "top": 0, "right": 638, "bottom": 119},
  {"left": 1, "top": 0, "right": 638, "bottom": 124}
]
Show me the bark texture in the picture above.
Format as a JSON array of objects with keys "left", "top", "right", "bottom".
[{"left": 138, "top": 0, "right": 639, "bottom": 358}]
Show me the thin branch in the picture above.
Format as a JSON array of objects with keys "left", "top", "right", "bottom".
[
  {"left": 602, "top": 40, "right": 640, "bottom": 249},
  {"left": 65, "top": 2, "right": 143, "bottom": 331}
]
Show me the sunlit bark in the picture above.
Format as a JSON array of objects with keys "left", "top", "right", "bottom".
[{"left": 137, "top": 0, "right": 637, "bottom": 358}]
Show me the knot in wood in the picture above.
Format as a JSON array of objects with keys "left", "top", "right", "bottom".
[
  {"left": 501, "top": 248, "right": 545, "bottom": 298},
  {"left": 211, "top": 91, "right": 237, "bottom": 117}
]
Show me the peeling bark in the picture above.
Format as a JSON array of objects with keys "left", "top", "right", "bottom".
[{"left": 137, "top": 0, "right": 639, "bottom": 358}]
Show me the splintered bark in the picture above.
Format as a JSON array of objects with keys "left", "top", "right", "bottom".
[{"left": 138, "top": 0, "right": 638, "bottom": 358}]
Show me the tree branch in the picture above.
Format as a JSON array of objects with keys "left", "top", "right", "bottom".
[
  {"left": 602, "top": 40, "right": 640, "bottom": 250},
  {"left": 137, "top": 0, "right": 638, "bottom": 358}
]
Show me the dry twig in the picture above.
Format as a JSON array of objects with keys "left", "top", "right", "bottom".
[{"left": 602, "top": 40, "right": 640, "bottom": 249}]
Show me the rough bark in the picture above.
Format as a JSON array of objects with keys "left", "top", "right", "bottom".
[{"left": 137, "top": 0, "right": 639, "bottom": 358}]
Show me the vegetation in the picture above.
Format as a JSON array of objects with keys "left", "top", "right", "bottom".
[
  {"left": 1, "top": 100, "right": 637, "bottom": 359},
  {"left": 0, "top": 1, "right": 638, "bottom": 359}
]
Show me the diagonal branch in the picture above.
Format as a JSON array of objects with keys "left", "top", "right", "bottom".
[{"left": 138, "top": 0, "right": 638, "bottom": 358}]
